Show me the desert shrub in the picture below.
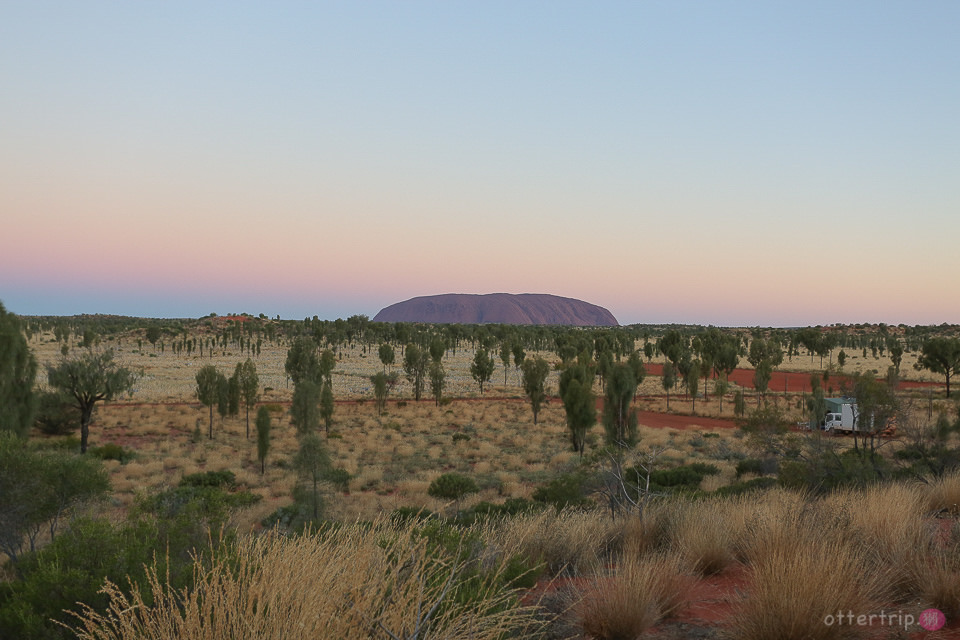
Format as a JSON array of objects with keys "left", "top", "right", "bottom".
[
  {"left": 646, "top": 463, "right": 718, "bottom": 492},
  {"left": 33, "top": 391, "right": 80, "bottom": 436},
  {"left": 735, "top": 457, "right": 778, "bottom": 478},
  {"left": 390, "top": 506, "right": 435, "bottom": 525},
  {"left": 532, "top": 471, "right": 592, "bottom": 511},
  {"left": 778, "top": 449, "right": 891, "bottom": 494},
  {"left": 452, "top": 432, "right": 471, "bottom": 443},
  {"left": 88, "top": 442, "right": 135, "bottom": 463},
  {"left": 429, "top": 473, "right": 480, "bottom": 504},
  {"left": 180, "top": 469, "right": 236, "bottom": 488}
]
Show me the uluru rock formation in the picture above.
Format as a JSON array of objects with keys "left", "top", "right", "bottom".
[{"left": 373, "top": 293, "right": 618, "bottom": 326}]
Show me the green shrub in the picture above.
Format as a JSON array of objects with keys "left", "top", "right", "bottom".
[
  {"left": 532, "top": 472, "right": 592, "bottom": 510},
  {"left": 180, "top": 469, "right": 236, "bottom": 488},
  {"left": 428, "top": 473, "right": 479, "bottom": 506},
  {"left": 89, "top": 442, "right": 135, "bottom": 463}
]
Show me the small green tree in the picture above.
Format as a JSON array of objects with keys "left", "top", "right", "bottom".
[
  {"left": 521, "top": 356, "right": 550, "bottom": 424},
  {"left": 290, "top": 380, "right": 321, "bottom": 435},
  {"left": 236, "top": 358, "right": 259, "bottom": 439},
  {"left": 559, "top": 364, "right": 596, "bottom": 458},
  {"left": 319, "top": 381, "right": 335, "bottom": 436},
  {"left": 293, "top": 433, "right": 331, "bottom": 520},
  {"left": 602, "top": 363, "right": 638, "bottom": 448},
  {"left": 378, "top": 343, "right": 395, "bottom": 372},
  {"left": 48, "top": 349, "right": 139, "bottom": 453},
  {"left": 429, "top": 337, "right": 447, "bottom": 364},
  {"left": 0, "top": 302, "right": 37, "bottom": 437},
  {"left": 471, "top": 348, "right": 495, "bottom": 394},
  {"left": 256, "top": 406, "right": 271, "bottom": 474},
  {"left": 284, "top": 338, "right": 319, "bottom": 386},
  {"left": 686, "top": 360, "right": 700, "bottom": 414},
  {"left": 916, "top": 337, "right": 960, "bottom": 398},
  {"left": 195, "top": 364, "right": 220, "bottom": 440},
  {"left": 661, "top": 361, "right": 676, "bottom": 411},
  {"left": 371, "top": 372, "right": 388, "bottom": 416},
  {"left": 500, "top": 341, "right": 512, "bottom": 384},
  {"left": 429, "top": 360, "right": 446, "bottom": 407},
  {"left": 403, "top": 343, "right": 428, "bottom": 401}
]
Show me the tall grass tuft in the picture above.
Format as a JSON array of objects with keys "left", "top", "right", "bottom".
[
  {"left": 68, "top": 520, "right": 541, "bottom": 640},
  {"left": 733, "top": 535, "right": 890, "bottom": 640},
  {"left": 577, "top": 551, "right": 693, "bottom": 640}
]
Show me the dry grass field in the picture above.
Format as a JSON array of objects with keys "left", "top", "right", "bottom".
[
  {"left": 11, "top": 326, "right": 960, "bottom": 638},
  {"left": 23, "top": 328, "right": 953, "bottom": 525}
]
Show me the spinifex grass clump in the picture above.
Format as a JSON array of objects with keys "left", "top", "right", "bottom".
[
  {"left": 68, "top": 519, "right": 541, "bottom": 640},
  {"left": 577, "top": 550, "right": 694, "bottom": 640}
]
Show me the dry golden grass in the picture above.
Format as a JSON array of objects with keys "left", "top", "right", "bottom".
[
  {"left": 576, "top": 551, "right": 694, "bottom": 639},
  {"left": 68, "top": 519, "right": 542, "bottom": 640},
  {"left": 926, "top": 471, "right": 960, "bottom": 515},
  {"left": 733, "top": 535, "right": 890, "bottom": 640}
]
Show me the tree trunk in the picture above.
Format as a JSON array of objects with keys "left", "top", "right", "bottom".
[
  {"left": 80, "top": 405, "right": 94, "bottom": 453},
  {"left": 209, "top": 404, "right": 214, "bottom": 439}
]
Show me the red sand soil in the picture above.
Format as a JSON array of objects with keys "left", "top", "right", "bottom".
[{"left": 643, "top": 363, "right": 943, "bottom": 394}]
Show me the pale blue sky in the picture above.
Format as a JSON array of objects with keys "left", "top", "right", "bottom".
[{"left": 2, "top": 2, "right": 958, "bottom": 325}]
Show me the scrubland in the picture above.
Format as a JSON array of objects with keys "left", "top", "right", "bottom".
[{"left": 11, "top": 327, "right": 960, "bottom": 639}]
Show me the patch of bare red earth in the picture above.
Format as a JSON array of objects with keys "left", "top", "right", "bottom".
[
  {"left": 643, "top": 363, "right": 943, "bottom": 394},
  {"left": 524, "top": 563, "right": 960, "bottom": 639}
]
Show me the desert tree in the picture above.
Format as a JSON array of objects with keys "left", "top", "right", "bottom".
[
  {"left": 370, "top": 372, "right": 388, "bottom": 415},
  {"left": 661, "top": 361, "right": 676, "bottom": 410},
  {"left": 686, "top": 360, "right": 700, "bottom": 414},
  {"left": 194, "top": 365, "right": 221, "bottom": 439},
  {"left": 319, "top": 381, "right": 335, "bottom": 436},
  {"left": 512, "top": 343, "right": 526, "bottom": 373},
  {"left": 0, "top": 302, "right": 37, "bottom": 437},
  {"left": 236, "top": 358, "right": 259, "bottom": 439},
  {"left": 626, "top": 350, "right": 646, "bottom": 399},
  {"left": 887, "top": 337, "right": 904, "bottom": 374},
  {"left": 429, "top": 337, "right": 446, "bottom": 364},
  {"left": 294, "top": 433, "right": 331, "bottom": 520},
  {"left": 559, "top": 363, "right": 596, "bottom": 458},
  {"left": 319, "top": 349, "right": 336, "bottom": 385},
  {"left": 291, "top": 380, "right": 321, "bottom": 435},
  {"left": 0, "top": 434, "right": 109, "bottom": 563},
  {"left": 748, "top": 337, "right": 782, "bottom": 405},
  {"left": 284, "top": 337, "right": 319, "bottom": 386},
  {"left": 429, "top": 360, "right": 446, "bottom": 407},
  {"left": 499, "top": 340, "right": 512, "bottom": 384},
  {"left": 602, "top": 363, "right": 638, "bottom": 448},
  {"left": 402, "top": 343, "right": 428, "bottom": 401},
  {"left": 471, "top": 347, "right": 495, "bottom": 394},
  {"left": 915, "top": 337, "right": 960, "bottom": 398},
  {"left": 217, "top": 371, "right": 232, "bottom": 423},
  {"left": 48, "top": 349, "right": 139, "bottom": 453},
  {"left": 521, "top": 356, "right": 550, "bottom": 424},
  {"left": 378, "top": 343, "right": 395, "bottom": 372},
  {"left": 256, "top": 406, "right": 271, "bottom": 474}
]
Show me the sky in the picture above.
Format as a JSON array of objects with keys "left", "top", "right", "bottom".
[{"left": 1, "top": 2, "right": 958, "bottom": 327}]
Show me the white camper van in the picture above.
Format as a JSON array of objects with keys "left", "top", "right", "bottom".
[{"left": 822, "top": 398, "right": 860, "bottom": 433}]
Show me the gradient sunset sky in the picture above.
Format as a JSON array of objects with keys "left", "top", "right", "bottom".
[{"left": 1, "top": 2, "right": 957, "bottom": 327}]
